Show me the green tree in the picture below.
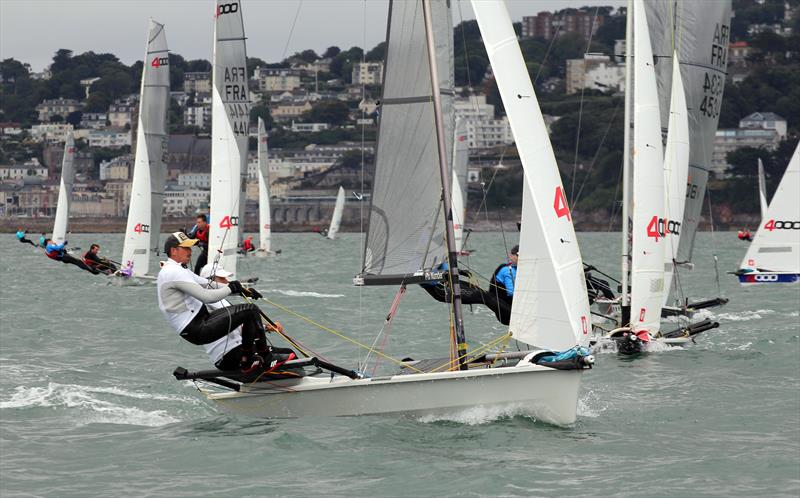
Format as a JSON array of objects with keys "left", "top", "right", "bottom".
[
  {"left": 304, "top": 100, "right": 350, "bottom": 125},
  {"left": 250, "top": 104, "right": 274, "bottom": 129}
]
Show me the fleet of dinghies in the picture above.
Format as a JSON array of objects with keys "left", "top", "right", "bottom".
[{"left": 23, "top": 0, "right": 799, "bottom": 424}]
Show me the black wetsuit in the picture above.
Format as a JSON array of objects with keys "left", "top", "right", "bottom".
[{"left": 84, "top": 251, "right": 118, "bottom": 275}]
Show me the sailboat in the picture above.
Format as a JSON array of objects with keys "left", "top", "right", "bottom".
[
  {"left": 645, "top": 0, "right": 732, "bottom": 312},
  {"left": 758, "top": 158, "right": 768, "bottom": 220},
  {"left": 207, "top": 0, "right": 250, "bottom": 276},
  {"left": 254, "top": 117, "right": 280, "bottom": 256},
  {"left": 733, "top": 143, "right": 800, "bottom": 285},
  {"left": 52, "top": 132, "right": 75, "bottom": 246},
  {"left": 118, "top": 19, "right": 170, "bottom": 280},
  {"left": 451, "top": 117, "right": 472, "bottom": 255},
  {"left": 174, "top": 0, "right": 593, "bottom": 426},
  {"left": 322, "top": 186, "right": 345, "bottom": 240}
]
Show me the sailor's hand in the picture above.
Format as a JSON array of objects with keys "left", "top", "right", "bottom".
[
  {"left": 246, "top": 288, "right": 263, "bottom": 300},
  {"left": 266, "top": 321, "right": 283, "bottom": 334},
  {"left": 227, "top": 280, "right": 246, "bottom": 295}
]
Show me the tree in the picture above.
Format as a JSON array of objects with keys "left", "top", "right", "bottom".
[
  {"left": 66, "top": 110, "right": 82, "bottom": 127},
  {"left": 365, "top": 42, "right": 386, "bottom": 62},
  {"left": 323, "top": 46, "right": 341, "bottom": 59},
  {"left": 304, "top": 100, "right": 351, "bottom": 126},
  {"left": 250, "top": 104, "right": 274, "bottom": 129}
]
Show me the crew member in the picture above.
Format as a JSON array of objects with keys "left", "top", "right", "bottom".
[
  {"left": 44, "top": 239, "right": 100, "bottom": 274},
  {"left": 157, "top": 232, "right": 292, "bottom": 373},
  {"left": 737, "top": 228, "right": 753, "bottom": 242},
  {"left": 491, "top": 245, "right": 518, "bottom": 302},
  {"left": 187, "top": 214, "right": 209, "bottom": 275},
  {"left": 38, "top": 233, "right": 47, "bottom": 247},
  {"left": 241, "top": 235, "right": 255, "bottom": 253},
  {"left": 83, "top": 244, "right": 118, "bottom": 274},
  {"left": 15, "top": 227, "right": 36, "bottom": 247}
]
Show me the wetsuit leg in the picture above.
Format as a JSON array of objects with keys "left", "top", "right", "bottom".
[
  {"left": 193, "top": 249, "right": 208, "bottom": 275},
  {"left": 181, "top": 303, "right": 267, "bottom": 351},
  {"left": 61, "top": 253, "right": 99, "bottom": 274},
  {"left": 19, "top": 237, "right": 36, "bottom": 246}
]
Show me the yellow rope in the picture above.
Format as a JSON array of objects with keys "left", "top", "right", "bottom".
[{"left": 429, "top": 332, "right": 512, "bottom": 373}]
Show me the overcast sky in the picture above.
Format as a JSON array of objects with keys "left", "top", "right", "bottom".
[{"left": 2, "top": 0, "right": 626, "bottom": 72}]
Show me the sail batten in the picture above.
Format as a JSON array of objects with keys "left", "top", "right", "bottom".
[
  {"left": 52, "top": 132, "right": 75, "bottom": 245},
  {"left": 472, "top": 1, "right": 590, "bottom": 351},
  {"left": 120, "top": 18, "right": 169, "bottom": 276},
  {"left": 209, "top": 0, "right": 250, "bottom": 275}
]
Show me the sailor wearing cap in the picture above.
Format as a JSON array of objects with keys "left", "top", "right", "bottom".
[{"left": 157, "top": 232, "right": 288, "bottom": 373}]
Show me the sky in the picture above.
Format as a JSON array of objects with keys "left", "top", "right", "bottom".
[{"left": 1, "top": 0, "right": 626, "bottom": 72}]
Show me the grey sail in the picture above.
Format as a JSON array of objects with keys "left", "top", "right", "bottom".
[
  {"left": 645, "top": 0, "right": 732, "bottom": 265},
  {"left": 142, "top": 20, "right": 170, "bottom": 255},
  {"left": 359, "top": 0, "right": 454, "bottom": 284}
]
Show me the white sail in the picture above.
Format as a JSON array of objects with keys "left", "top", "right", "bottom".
[
  {"left": 209, "top": 0, "right": 250, "bottom": 275},
  {"left": 451, "top": 117, "right": 469, "bottom": 253},
  {"left": 257, "top": 117, "right": 271, "bottom": 252},
  {"left": 121, "top": 19, "right": 170, "bottom": 276},
  {"left": 52, "top": 132, "right": 75, "bottom": 244},
  {"left": 662, "top": 51, "right": 689, "bottom": 306},
  {"left": 758, "top": 158, "right": 768, "bottom": 219},
  {"left": 630, "top": 0, "right": 665, "bottom": 333},
  {"left": 740, "top": 143, "right": 800, "bottom": 273},
  {"left": 472, "top": 0, "right": 590, "bottom": 351},
  {"left": 327, "top": 186, "right": 345, "bottom": 240}
]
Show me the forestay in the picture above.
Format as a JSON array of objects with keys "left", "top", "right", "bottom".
[
  {"left": 209, "top": 0, "right": 250, "bottom": 275},
  {"left": 662, "top": 52, "right": 689, "bottom": 306},
  {"left": 327, "top": 187, "right": 345, "bottom": 240},
  {"left": 52, "top": 132, "right": 75, "bottom": 245},
  {"left": 121, "top": 19, "right": 170, "bottom": 276},
  {"left": 360, "top": 0, "right": 453, "bottom": 280},
  {"left": 645, "top": 0, "right": 732, "bottom": 266},
  {"left": 739, "top": 144, "right": 800, "bottom": 273},
  {"left": 451, "top": 117, "right": 469, "bottom": 253},
  {"left": 630, "top": 0, "right": 665, "bottom": 333},
  {"left": 257, "top": 117, "right": 271, "bottom": 252},
  {"left": 472, "top": 1, "right": 590, "bottom": 351}
]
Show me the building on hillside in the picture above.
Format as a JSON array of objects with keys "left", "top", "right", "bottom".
[
  {"left": 272, "top": 101, "right": 313, "bottom": 122},
  {"left": 99, "top": 155, "right": 132, "bottom": 181},
  {"left": 0, "top": 160, "right": 48, "bottom": 181},
  {"left": 104, "top": 180, "right": 132, "bottom": 215},
  {"left": 453, "top": 95, "right": 513, "bottom": 150},
  {"left": 166, "top": 135, "right": 211, "bottom": 179},
  {"left": 71, "top": 192, "right": 117, "bottom": 217},
  {"left": 163, "top": 184, "right": 210, "bottom": 215},
  {"left": 253, "top": 68, "right": 302, "bottom": 93},
  {"left": 712, "top": 129, "right": 783, "bottom": 176},
  {"left": 521, "top": 9, "right": 604, "bottom": 41},
  {"left": 108, "top": 100, "right": 137, "bottom": 129},
  {"left": 30, "top": 123, "right": 74, "bottom": 142},
  {"left": 184, "top": 104, "right": 211, "bottom": 129},
  {"left": 291, "top": 58, "right": 332, "bottom": 74},
  {"left": 80, "top": 112, "right": 108, "bottom": 129},
  {"left": 183, "top": 72, "right": 211, "bottom": 94},
  {"left": 352, "top": 62, "right": 384, "bottom": 86},
  {"left": 566, "top": 54, "right": 625, "bottom": 94},
  {"left": 290, "top": 122, "right": 330, "bottom": 133},
  {"left": 177, "top": 172, "right": 211, "bottom": 189},
  {"left": 739, "top": 112, "right": 787, "bottom": 139},
  {"left": 88, "top": 130, "right": 132, "bottom": 148},
  {"left": 0, "top": 122, "right": 23, "bottom": 135},
  {"left": 36, "top": 98, "right": 81, "bottom": 122}
]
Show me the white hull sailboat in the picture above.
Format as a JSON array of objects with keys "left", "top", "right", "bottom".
[
  {"left": 117, "top": 19, "right": 170, "bottom": 282},
  {"left": 734, "top": 143, "right": 800, "bottom": 285},
  {"left": 176, "top": 0, "right": 593, "bottom": 426}
]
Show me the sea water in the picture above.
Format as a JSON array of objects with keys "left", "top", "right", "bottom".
[{"left": 1, "top": 232, "right": 798, "bottom": 497}]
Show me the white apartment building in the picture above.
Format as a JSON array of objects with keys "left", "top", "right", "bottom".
[
  {"left": 88, "top": 129, "right": 132, "bottom": 148},
  {"left": 177, "top": 172, "right": 211, "bottom": 189},
  {"left": 291, "top": 122, "right": 330, "bottom": 133},
  {"left": 99, "top": 155, "right": 131, "bottom": 181},
  {"left": 712, "top": 128, "right": 782, "bottom": 175},
  {"left": 184, "top": 105, "right": 211, "bottom": 128},
  {"left": 36, "top": 98, "right": 81, "bottom": 122},
  {"left": 739, "top": 112, "right": 787, "bottom": 139},
  {"left": 163, "top": 186, "right": 210, "bottom": 215},
  {"left": 108, "top": 99, "right": 136, "bottom": 128},
  {"left": 566, "top": 54, "right": 625, "bottom": 94},
  {"left": 30, "top": 123, "right": 74, "bottom": 142},
  {"left": 253, "top": 68, "right": 302, "bottom": 93},
  {"left": 352, "top": 62, "right": 384, "bottom": 85},
  {"left": 0, "top": 161, "right": 48, "bottom": 180},
  {"left": 454, "top": 95, "right": 514, "bottom": 150}
]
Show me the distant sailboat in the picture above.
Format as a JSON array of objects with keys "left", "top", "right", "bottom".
[
  {"left": 174, "top": 0, "right": 593, "bottom": 426},
  {"left": 324, "top": 186, "right": 346, "bottom": 240},
  {"left": 208, "top": 0, "right": 250, "bottom": 275},
  {"left": 758, "top": 158, "right": 768, "bottom": 219},
  {"left": 119, "top": 19, "right": 170, "bottom": 279},
  {"left": 451, "top": 117, "right": 471, "bottom": 255},
  {"left": 254, "top": 117, "right": 280, "bottom": 256},
  {"left": 734, "top": 143, "right": 800, "bottom": 285},
  {"left": 52, "top": 132, "right": 75, "bottom": 245}
]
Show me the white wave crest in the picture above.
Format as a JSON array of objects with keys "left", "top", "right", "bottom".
[
  {"left": 416, "top": 403, "right": 556, "bottom": 426},
  {"left": 0, "top": 383, "right": 180, "bottom": 427},
  {"left": 272, "top": 290, "right": 344, "bottom": 298},
  {"left": 714, "top": 309, "right": 774, "bottom": 322}
]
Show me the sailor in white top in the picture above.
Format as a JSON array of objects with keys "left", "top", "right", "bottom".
[{"left": 157, "top": 232, "right": 278, "bottom": 373}]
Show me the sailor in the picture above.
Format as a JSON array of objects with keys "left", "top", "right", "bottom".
[
  {"left": 491, "top": 245, "right": 518, "bottom": 301},
  {"left": 83, "top": 244, "right": 118, "bottom": 275},
  {"left": 15, "top": 227, "right": 36, "bottom": 247},
  {"left": 44, "top": 239, "right": 100, "bottom": 274},
  {"left": 737, "top": 228, "right": 753, "bottom": 242},
  {"left": 38, "top": 232, "right": 47, "bottom": 247},
  {"left": 157, "top": 232, "right": 291, "bottom": 373},
  {"left": 241, "top": 235, "right": 255, "bottom": 253},
  {"left": 186, "top": 214, "right": 210, "bottom": 275}
]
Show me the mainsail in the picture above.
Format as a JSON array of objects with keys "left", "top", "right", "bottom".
[
  {"left": 52, "top": 132, "right": 75, "bottom": 245},
  {"left": 451, "top": 117, "right": 469, "bottom": 253},
  {"left": 473, "top": 1, "right": 590, "bottom": 351},
  {"left": 662, "top": 51, "right": 689, "bottom": 306},
  {"left": 257, "top": 117, "right": 271, "bottom": 252},
  {"left": 758, "top": 158, "right": 768, "bottom": 219},
  {"left": 630, "top": 0, "right": 665, "bottom": 333},
  {"left": 209, "top": 0, "right": 250, "bottom": 275},
  {"left": 327, "top": 186, "right": 346, "bottom": 240},
  {"left": 121, "top": 19, "right": 170, "bottom": 276},
  {"left": 360, "top": 0, "right": 454, "bottom": 281},
  {"left": 645, "top": 0, "right": 732, "bottom": 266},
  {"left": 739, "top": 144, "right": 800, "bottom": 273}
]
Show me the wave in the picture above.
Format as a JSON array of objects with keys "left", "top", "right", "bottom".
[
  {"left": 0, "top": 382, "right": 180, "bottom": 427},
  {"left": 272, "top": 290, "right": 344, "bottom": 298},
  {"left": 714, "top": 309, "right": 774, "bottom": 322}
]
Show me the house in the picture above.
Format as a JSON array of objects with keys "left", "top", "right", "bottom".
[
  {"left": 36, "top": 98, "right": 81, "bottom": 122},
  {"left": 29, "top": 123, "right": 74, "bottom": 142},
  {"left": 88, "top": 129, "right": 132, "bottom": 148},
  {"left": 184, "top": 72, "right": 211, "bottom": 94},
  {"left": 739, "top": 112, "right": 788, "bottom": 139},
  {"left": 272, "top": 101, "right": 313, "bottom": 121},
  {"left": 253, "top": 68, "right": 302, "bottom": 93},
  {"left": 108, "top": 99, "right": 137, "bottom": 129},
  {"left": 566, "top": 54, "right": 625, "bottom": 94},
  {"left": 352, "top": 62, "right": 383, "bottom": 86}
]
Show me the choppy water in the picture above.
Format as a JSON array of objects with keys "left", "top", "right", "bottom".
[{"left": 1, "top": 232, "right": 798, "bottom": 497}]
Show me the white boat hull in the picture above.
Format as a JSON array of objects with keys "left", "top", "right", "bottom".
[{"left": 205, "top": 363, "right": 584, "bottom": 426}]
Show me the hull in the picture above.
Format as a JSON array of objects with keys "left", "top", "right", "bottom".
[
  {"left": 206, "top": 364, "right": 584, "bottom": 426},
  {"left": 737, "top": 272, "right": 800, "bottom": 285}
]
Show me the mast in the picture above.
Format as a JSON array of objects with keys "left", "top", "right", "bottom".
[
  {"left": 620, "top": 0, "right": 633, "bottom": 323},
  {"left": 422, "top": 0, "right": 467, "bottom": 370}
]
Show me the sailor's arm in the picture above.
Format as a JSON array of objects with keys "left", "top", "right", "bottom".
[{"left": 172, "top": 280, "right": 231, "bottom": 303}]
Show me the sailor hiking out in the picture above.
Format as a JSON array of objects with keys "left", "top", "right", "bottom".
[
  {"left": 15, "top": 228, "right": 36, "bottom": 247},
  {"left": 44, "top": 238, "right": 99, "bottom": 274},
  {"left": 156, "top": 232, "right": 293, "bottom": 373},
  {"left": 83, "top": 244, "right": 118, "bottom": 275}
]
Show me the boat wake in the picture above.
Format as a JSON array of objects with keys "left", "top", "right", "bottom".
[
  {"left": 713, "top": 309, "right": 774, "bottom": 322},
  {"left": 272, "top": 289, "right": 344, "bottom": 298},
  {"left": 0, "top": 382, "right": 182, "bottom": 427},
  {"left": 416, "top": 403, "right": 548, "bottom": 426}
]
